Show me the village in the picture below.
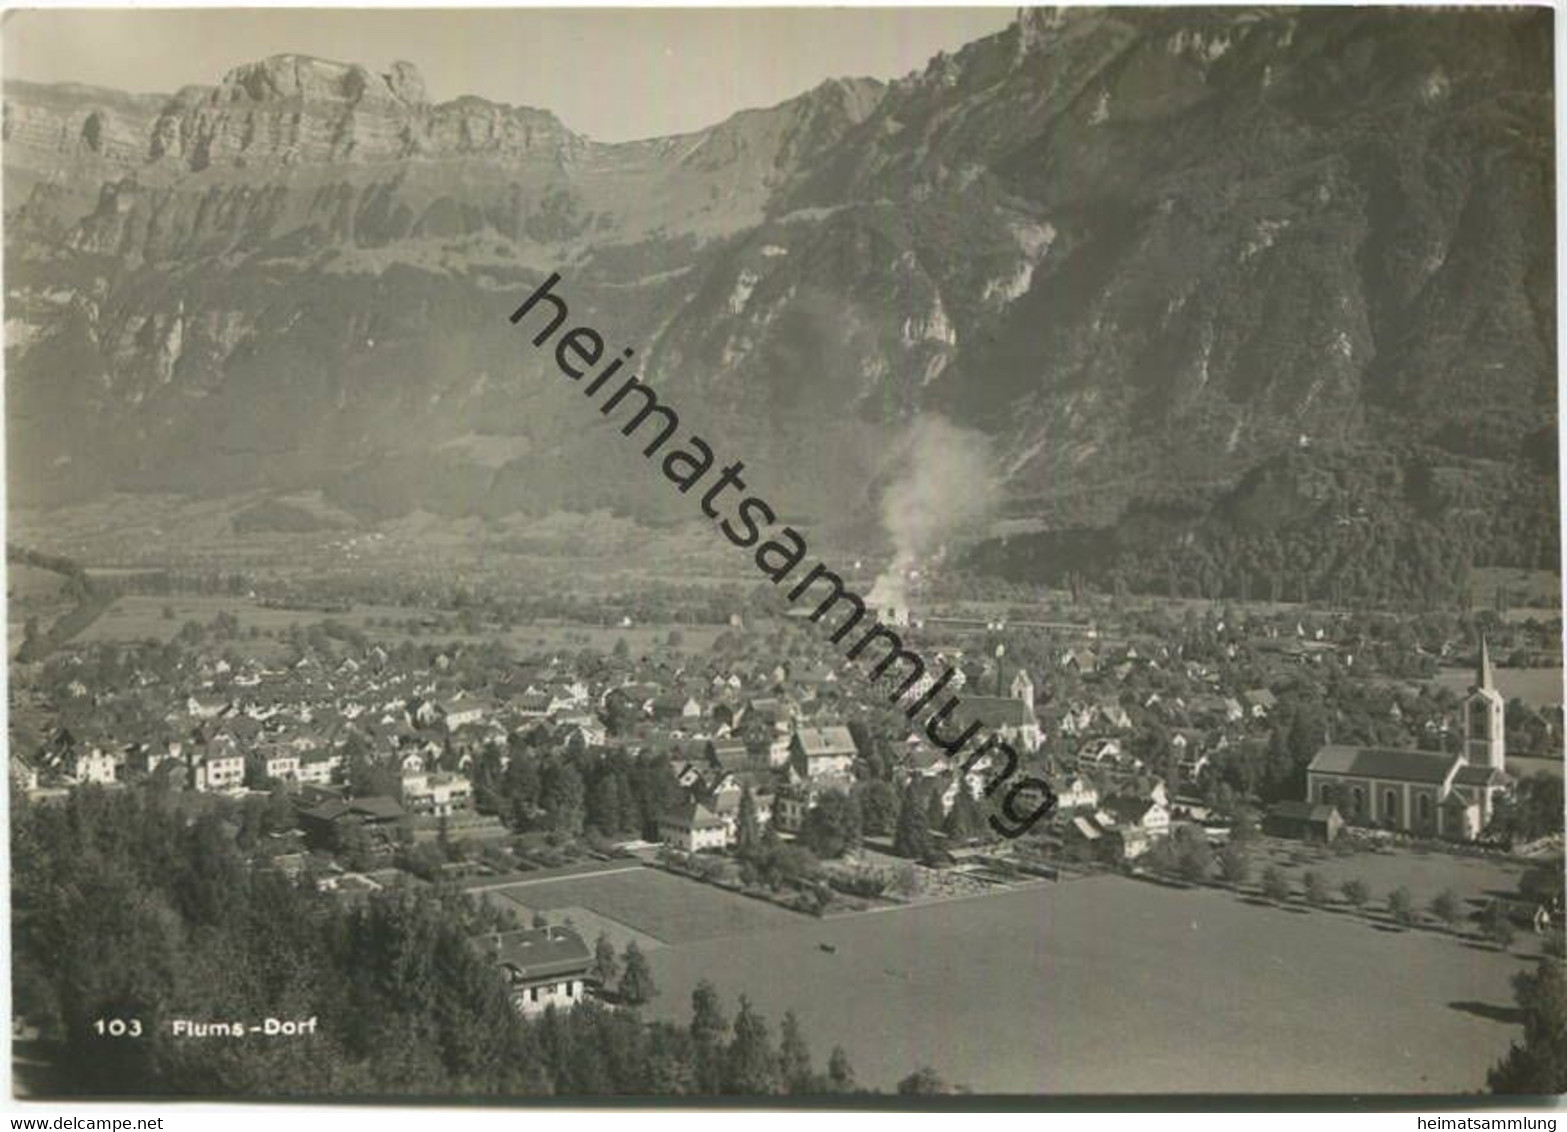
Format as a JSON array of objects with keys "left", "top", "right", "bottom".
[{"left": 10, "top": 567, "right": 1564, "bottom": 1056}]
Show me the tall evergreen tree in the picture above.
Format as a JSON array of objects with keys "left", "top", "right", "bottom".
[
  {"left": 893, "top": 783, "right": 932, "bottom": 861},
  {"left": 827, "top": 1046, "right": 857, "bottom": 1094},
  {"left": 943, "top": 778, "right": 983, "bottom": 843},
  {"left": 1490, "top": 960, "right": 1567, "bottom": 1093},
  {"left": 618, "top": 941, "right": 655, "bottom": 1006},
  {"left": 778, "top": 1009, "right": 814, "bottom": 1093},
  {"left": 724, "top": 996, "right": 780, "bottom": 1095},
  {"left": 736, "top": 785, "right": 760, "bottom": 858},
  {"left": 592, "top": 931, "right": 619, "bottom": 988},
  {"left": 689, "top": 979, "right": 728, "bottom": 1094},
  {"left": 798, "top": 789, "right": 861, "bottom": 858}
]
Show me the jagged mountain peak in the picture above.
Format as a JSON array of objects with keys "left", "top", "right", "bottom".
[
  {"left": 1013, "top": 4, "right": 1101, "bottom": 50},
  {"left": 214, "top": 54, "right": 426, "bottom": 109}
]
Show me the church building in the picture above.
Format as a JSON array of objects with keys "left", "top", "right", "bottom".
[{"left": 1304, "top": 639, "right": 1510, "bottom": 841}]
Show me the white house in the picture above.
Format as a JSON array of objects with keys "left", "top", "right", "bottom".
[
  {"left": 1058, "top": 774, "right": 1101, "bottom": 811},
  {"left": 488, "top": 927, "right": 593, "bottom": 1017},
  {"left": 195, "top": 751, "right": 246, "bottom": 792},
  {"left": 659, "top": 801, "right": 729, "bottom": 852},
  {"left": 401, "top": 771, "right": 472, "bottom": 817},
  {"left": 70, "top": 747, "right": 119, "bottom": 786}
]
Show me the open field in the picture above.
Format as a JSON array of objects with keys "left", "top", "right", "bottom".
[
  {"left": 7, "top": 563, "right": 71, "bottom": 601},
  {"left": 8, "top": 564, "right": 77, "bottom": 654},
  {"left": 643, "top": 873, "right": 1529, "bottom": 1094},
  {"left": 79, "top": 595, "right": 302, "bottom": 643},
  {"left": 480, "top": 866, "right": 800, "bottom": 946},
  {"left": 72, "top": 593, "right": 723, "bottom": 657},
  {"left": 473, "top": 858, "right": 1532, "bottom": 1093},
  {"left": 1431, "top": 666, "right": 1563, "bottom": 708},
  {"left": 1469, "top": 567, "right": 1562, "bottom": 618},
  {"left": 13, "top": 498, "right": 762, "bottom": 591}
]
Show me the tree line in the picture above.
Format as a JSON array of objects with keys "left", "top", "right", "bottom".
[{"left": 12, "top": 786, "right": 906, "bottom": 1097}]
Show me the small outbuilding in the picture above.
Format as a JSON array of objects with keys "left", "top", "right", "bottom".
[{"left": 1263, "top": 800, "right": 1344, "bottom": 843}]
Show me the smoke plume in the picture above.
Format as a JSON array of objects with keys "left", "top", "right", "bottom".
[{"left": 867, "top": 414, "right": 999, "bottom": 609}]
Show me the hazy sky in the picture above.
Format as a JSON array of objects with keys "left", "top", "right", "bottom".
[{"left": 1, "top": 7, "right": 1016, "bottom": 141}]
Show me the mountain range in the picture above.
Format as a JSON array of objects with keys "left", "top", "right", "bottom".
[{"left": 4, "top": 7, "right": 1557, "bottom": 599}]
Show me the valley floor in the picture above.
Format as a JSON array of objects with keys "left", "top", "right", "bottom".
[
  {"left": 483, "top": 859, "right": 1530, "bottom": 1095},
  {"left": 656, "top": 873, "right": 1529, "bottom": 1094}
]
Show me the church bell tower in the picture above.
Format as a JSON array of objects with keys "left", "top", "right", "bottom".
[{"left": 1463, "top": 637, "right": 1506, "bottom": 771}]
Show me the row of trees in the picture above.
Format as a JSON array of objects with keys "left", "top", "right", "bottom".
[
  {"left": 891, "top": 778, "right": 994, "bottom": 862},
  {"left": 1140, "top": 831, "right": 1531, "bottom": 949}
]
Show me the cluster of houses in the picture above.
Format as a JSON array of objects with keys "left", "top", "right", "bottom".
[
  {"left": 653, "top": 665, "right": 1050, "bottom": 852},
  {"left": 16, "top": 627, "right": 1066, "bottom": 854},
  {"left": 13, "top": 606, "right": 1551, "bottom": 871},
  {"left": 12, "top": 645, "right": 606, "bottom": 808},
  {"left": 1052, "top": 640, "right": 1537, "bottom": 857},
  {"left": 1059, "top": 780, "right": 1175, "bottom": 862}
]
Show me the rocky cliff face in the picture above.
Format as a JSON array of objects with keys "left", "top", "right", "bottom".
[
  {"left": 6, "top": 55, "right": 577, "bottom": 172},
  {"left": 4, "top": 8, "right": 1556, "bottom": 591}
]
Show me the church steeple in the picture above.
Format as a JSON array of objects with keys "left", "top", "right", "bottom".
[
  {"left": 1478, "top": 635, "right": 1495, "bottom": 693},
  {"left": 1464, "top": 634, "right": 1505, "bottom": 771}
]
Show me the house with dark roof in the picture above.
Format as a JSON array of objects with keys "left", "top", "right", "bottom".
[
  {"left": 1065, "top": 811, "right": 1150, "bottom": 862},
  {"left": 789, "top": 725, "right": 858, "bottom": 781},
  {"left": 1264, "top": 801, "right": 1344, "bottom": 843},
  {"left": 959, "top": 694, "right": 1043, "bottom": 753},
  {"left": 740, "top": 696, "right": 792, "bottom": 729},
  {"left": 706, "top": 738, "right": 760, "bottom": 775},
  {"left": 297, "top": 795, "right": 405, "bottom": 849},
  {"left": 484, "top": 926, "right": 593, "bottom": 1016},
  {"left": 696, "top": 772, "right": 774, "bottom": 835},
  {"left": 1304, "top": 641, "right": 1510, "bottom": 840},
  {"left": 1100, "top": 794, "right": 1171, "bottom": 838}
]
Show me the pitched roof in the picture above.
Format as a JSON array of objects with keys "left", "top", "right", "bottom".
[
  {"left": 663, "top": 801, "right": 725, "bottom": 829},
  {"left": 793, "top": 725, "right": 856, "bottom": 758},
  {"left": 1453, "top": 764, "right": 1508, "bottom": 787},
  {"left": 745, "top": 697, "right": 788, "bottom": 721},
  {"left": 1102, "top": 795, "right": 1163, "bottom": 823},
  {"left": 1307, "top": 745, "right": 1458, "bottom": 784},
  {"left": 1268, "top": 800, "right": 1339, "bottom": 823},
  {"left": 707, "top": 739, "right": 756, "bottom": 771},
  {"left": 349, "top": 795, "right": 405, "bottom": 820},
  {"left": 299, "top": 799, "right": 354, "bottom": 823},
  {"left": 1070, "top": 815, "right": 1103, "bottom": 840},
  {"left": 487, "top": 927, "right": 593, "bottom": 982}
]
